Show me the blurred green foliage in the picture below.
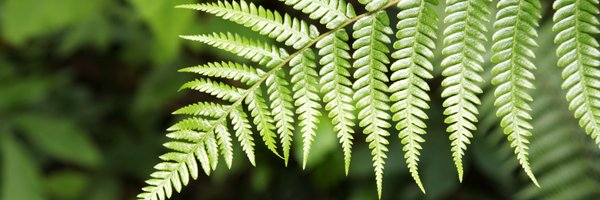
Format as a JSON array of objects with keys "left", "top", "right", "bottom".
[{"left": 0, "top": 0, "right": 598, "bottom": 199}]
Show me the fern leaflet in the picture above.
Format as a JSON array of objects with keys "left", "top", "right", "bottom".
[
  {"left": 178, "top": 61, "right": 261, "bottom": 85},
  {"left": 290, "top": 49, "right": 322, "bottom": 168},
  {"left": 352, "top": 11, "right": 393, "bottom": 198},
  {"left": 553, "top": 0, "right": 600, "bottom": 147},
  {"left": 230, "top": 106, "right": 257, "bottom": 165},
  {"left": 440, "top": 0, "right": 489, "bottom": 181},
  {"left": 266, "top": 71, "right": 296, "bottom": 164},
  {"left": 316, "top": 29, "right": 355, "bottom": 174},
  {"left": 180, "top": 32, "right": 288, "bottom": 67},
  {"left": 390, "top": 0, "right": 439, "bottom": 192},
  {"left": 278, "top": 0, "right": 356, "bottom": 29},
  {"left": 178, "top": 0, "right": 319, "bottom": 49},
  {"left": 246, "top": 89, "right": 281, "bottom": 158},
  {"left": 491, "top": 0, "right": 541, "bottom": 186}
]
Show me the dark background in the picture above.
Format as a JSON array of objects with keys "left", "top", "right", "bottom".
[{"left": 0, "top": 0, "right": 598, "bottom": 199}]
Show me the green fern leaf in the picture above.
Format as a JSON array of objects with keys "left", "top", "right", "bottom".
[
  {"left": 178, "top": 0, "right": 319, "bottom": 49},
  {"left": 491, "top": 0, "right": 541, "bottom": 187},
  {"left": 180, "top": 32, "right": 288, "bottom": 67},
  {"left": 138, "top": 131, "right": 207, "bottom": 200},
  {"left": 359, "top": 0, "right": 392, "bottom": 11},
  {"left": 245, "top": 89, "right": 281, "bottom": 158},
  {"left": 352, "top": 11, "right": 393, "bottom": 199},
  {"left": 390, "top": 0, "right": 439, "bottom": 192},
  {"left": 553, "top": 0, "right": 600, "bottom": 147},
  {"left": 204, "top": 133, "right": 220, "bottom": 170},
  {"left": 168, "top": 117, "right": 214, "bottom": 132},
  {"left": 316, "top": 29, "right": 355, "bottom": 174},
  {"left": 440, "top": 0, "right": 489, "bottom": 181},
  {"left": 214, "top": 123, "right": 234, "bottom": 168},
  {"left": 278, "top": 0, "right": 356, "bottom": 29},
  {"left": 172, "top": 102, "right": 228, "bottom": 118},
  {"left": 266, "top": 71, "right": 296, "bottom": 165},
  {"left": 229, "top": 106, "right": 257, "bottom": 166},
  {"left": 290, "top": 49, "right": 322, "bottom": 168},
  {"left": 179, "top": 79, "right": 244, "bottom": 102},
  {"left": 178, "top": 61, "right": 261, "bottom": 85}
]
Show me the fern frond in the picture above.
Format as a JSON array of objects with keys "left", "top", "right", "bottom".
[
  {"left": 178, "top": 61, "right": 261, "bottom": 85},
  {"left": 180, "top": 33, "right": 288, "bottom": 67},
  {"left": 316, "top": 29, "right": 355, "bottom": 174},
  {"left": 290, "top": 49, "right": 322, "bottom": 168},
  {"left": 245, "top": 89, "right": 281, "bottom": 158},
  {"left": 491, "top": 0, "right": 541, "bottom": 186},
  {"left": 229, "top": 106, "right": 257, "bottom": 166},
  {"left": 352, "top": 11, "right": 393, "bottom": 199},
  {"left": 440, "top": 0, "right": 489, "bottom": 181},
  {"left": 553, "top": 0, "right": 600, "bottom": 147},
  {"left": 266, "top": 71, "right": 296, "bottom": 164},
  {"left": 278, "top": 0, "right": 356, "bottom": 29},
  {"left": 179, "top": 78, "right": 243, "bottom": 102},
  {"left": 390, "top": 0, "right": 439, "bottom": 192},
  {"left": 178, "top": 0, "right": 319, "bottom": 49}
]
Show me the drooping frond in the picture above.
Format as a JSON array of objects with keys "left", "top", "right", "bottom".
[
  {"left": 178, "top": 61, "right": 261, "bottom": 85},
  {"left": 440, "top": 0, "right": 489, "bottom": 181},
  {"left": 278, "top": 0, "right": 356, "bottom": 29},
  {"left": 245, "top": 89, "right": 280, "bottom": 158},
  {"left": 266, "top": 71, "right": 296, "bottom": 164},
  {"left": 290, "top": 49, "right": 322, "bottom": 168},
  {"left": 390, "top": 0, "right": 439, "bottom": 193},
  {"left": 491, "top": 0, "right": 541, "bottom": 186},
  {"left": 352, "top": 11, "right": 393, "bottom": 199},
  {"left": 178, "top": 0, "right": 319, "bottom": 49},
  {"left": 180, "top": 32, "right": 288, "bottom": 67},
  {"left": 316, "top": 29, "right": 355, "bottom": 174},
  {"left": 553, "top": 0, "right": 600, "bottom": 147}
]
